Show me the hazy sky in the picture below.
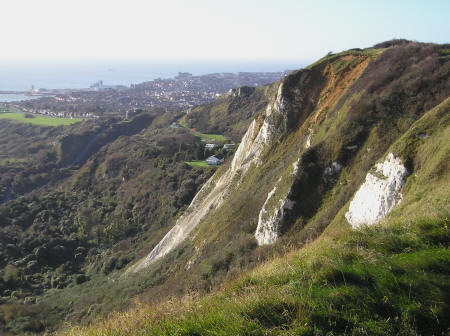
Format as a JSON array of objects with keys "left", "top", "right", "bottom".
[{"left": 2, "top": 0, "right": 449, "bottom": 62}]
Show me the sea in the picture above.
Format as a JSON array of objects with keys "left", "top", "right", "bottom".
[{"left": 0, "top": 60, "right": 307, "bottom": 102}]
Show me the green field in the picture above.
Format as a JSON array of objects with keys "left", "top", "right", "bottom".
[
  {"left": 0, "top": 112, "right": 83, "bottom": 126},
  {"left": 185, "top": 160, "right": 212, "bottom": 168},
  {"left": 179, "top": 117, "right": 227, "bottom": 142},
  {"left": 195, "top": 131, "right": 227, "bottom": 142}
]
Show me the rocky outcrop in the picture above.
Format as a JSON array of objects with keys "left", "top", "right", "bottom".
[
  {"left": 231, "top": 83, "right": 285, "bottom": 172},
  {"left": 292, "top": 158, "right": 300, "bottom": 175},
  {"left": 255, "top": 182, "right": 295, "bottom": 246},
  {"left": 345, "top": 153, "right": 408, "bottom": 228},
  {"left": 255, "top": 185, "right": 279, "bottom": 245},
  {"left": 323, "top": 161, "right": 343, "bottom": 184},
  {"left": 305, "top": 129, "right": 312, "bottom": 149},
  {"left": 255, "top": 147, "right": 304, "bottom": 246},
  {"left": 228, "top": 86, "right": 255, "bottom": 98}
]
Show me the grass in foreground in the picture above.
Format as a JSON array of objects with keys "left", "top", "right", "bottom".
[
  {"left": 61, "top": 96, "right": 450, "bottom": 336},
  {"left": 61, "top": 215, "right": 450, "bottom": 336},
  {"left": 0, "top": 112, "right": 82, "bottom": 126}
]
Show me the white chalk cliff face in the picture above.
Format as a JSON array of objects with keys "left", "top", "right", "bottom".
[
  {"left": 255, "top": 182, "right": 295, "bottom": 246},
  {"left": 305, "top": 129, "right": 312, "bottom": 149},
  {"left": 255, "top": 150, "right": 300, "bottom": 246},
  {"left": 231, "top": 83, "right": 285, "bottom": 172},
  {"left": 345, "top": 153, "right": 408, "bottom": 229},
  {"left": 255, "top": 185, "right": 279, "bottom": 245},
  {"left": 128, "top": 83, "right": 288, "bottom": 273}
]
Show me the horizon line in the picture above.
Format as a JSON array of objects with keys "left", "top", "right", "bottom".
[{"left": 0, "top": 58, "right": 313, "bottom": 64}]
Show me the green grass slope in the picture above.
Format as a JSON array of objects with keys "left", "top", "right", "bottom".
[
  {"left": 63, "top": 95, "right": 450, "bottom": 336},
  {"left": 0, "top": 114, "right": 216, "bottom": 334},
  {"left": 0, "top": 112, "right": 82, "bottom": 126},
  {"left": 127, "top": 41, "right": 450, "bottom": 307}
]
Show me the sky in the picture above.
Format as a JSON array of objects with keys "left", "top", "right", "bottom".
[{"left": 1, "top": 0, "right": 449, "bottom": 62}]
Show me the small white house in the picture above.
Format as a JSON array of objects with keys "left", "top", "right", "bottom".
[
  {"left": 223, "top": 143, "right": 235, "bottom": 150},
  {"left": 205, "top": 155, "right": 224, "bottom": 165},
  {"left": 205, "top": 143, "right": 216, "bottom": 150}
]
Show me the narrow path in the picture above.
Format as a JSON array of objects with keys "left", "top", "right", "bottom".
[{"left": 71, "top": 128, "right": 107, "bottom": 166}]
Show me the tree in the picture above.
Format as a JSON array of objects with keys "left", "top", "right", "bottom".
[{"left": 195, "top": 144, "right": 204, "bottom": 160}]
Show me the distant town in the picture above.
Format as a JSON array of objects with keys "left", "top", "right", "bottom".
[{"left": 1, "top": 71, "right": 292, "bottom": 119}]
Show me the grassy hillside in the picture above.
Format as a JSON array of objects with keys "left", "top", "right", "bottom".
[
  {"left": 118, "top": 41, "right": 450, "bottom": 306},
  {"left": 63, "top": 219, "right": 450, "bottom": 336},
  {"left": 0, "top": 112, "right": 82, "bottom": 126},
  {"left": 63, "top": 95, "right": 450, "bottom": 336},
  {"left": 0, "top": 40, "right": 448, "bottom": 335},
  {"left": 62, "top": 41, "right": 449, "bottom": 335},
  {"left": 0, "top": 112, "right": 217, "bottom": 334},
  {"left": 62, "top": 94, "right": 450, "bottom": 336}
]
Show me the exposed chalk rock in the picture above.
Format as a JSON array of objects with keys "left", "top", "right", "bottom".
[
  {"left": 305, "top": 129, "right": 313, "bottom": 149},
  {"left": 273, "top": 82, "right": 286, "bottom": 115},
  {"left": 255, "top": 180, "right": 295, "bottom": 246},
  {"left": 228, "top": 86, "right": 255, "bottom": 98},
  {"left": 305, "top": 135, "right": 311, "bottom": 149},
  {"left": 255, "top": 186, "right": 279, "bottom": 245},
  {"left": 324, "top": 161, "right": 342, "bottom": 176},
  {"left": 345, "top": 153, "right": 408, "bottom": 228},
  {"left": 345, "top": 145, "right": 358, "bottom": 151},
  {"left": 323, "top": 161, "right": 343, "bottom": 184},
  {"left": 127, "top": 173, "right": 221, "bottom": 273},
  {"left": 231, "top": 83, "right": 285, "bottom": 172},
  {"left": 292, "top": 158, "right": 300, "bottom": 175}
]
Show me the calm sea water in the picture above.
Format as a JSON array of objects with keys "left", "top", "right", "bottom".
[
  {"left": 0, "top": 94, "right": 43, "bottom": 102},
  {"left": 0, "top": 60, "right": 307, "bottom": 92}
]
